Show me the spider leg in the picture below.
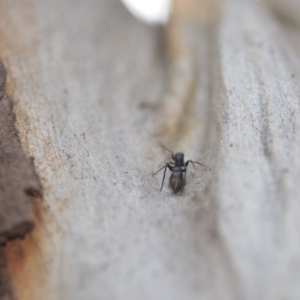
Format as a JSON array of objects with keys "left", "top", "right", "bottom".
[
  {"left": 160, "top": 165, "right": 167, "bottom": 191},
  {"left": 154, "top": 165, "right": 166, "bottom": 175},
  {"left": 185, "top": 160, "right": 207, "bottom": 168},
  {"left": 160, "top": 144, "right": 175, "bottom": 160},
  {"left": 159, "top": 163, "right": 173, "bottom": 191}
]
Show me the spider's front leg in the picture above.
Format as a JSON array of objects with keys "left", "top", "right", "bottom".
[
  {"left": 185, "top": 160, "right": 206, "bottom": 168},
  {"left": 154, "top": 163, "right": 173, "bottom": 191}
]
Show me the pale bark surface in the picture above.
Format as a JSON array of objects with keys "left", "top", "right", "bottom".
[{"left": 1, "top": 0, "right": 300, "bottom": 300}]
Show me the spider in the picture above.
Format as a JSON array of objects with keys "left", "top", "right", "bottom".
[{"left": 154, "top": 145, "right": 206, "bottom": 194}]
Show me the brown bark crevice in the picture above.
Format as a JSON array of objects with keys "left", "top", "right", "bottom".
[
  {"left": 0, "top": 60, "right": 43, "bottom": 245},
  {"left": 0, "top": 58, "right": 43, "bottom": 299}
]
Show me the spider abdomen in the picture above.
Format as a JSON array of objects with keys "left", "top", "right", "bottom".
[{"left": 169, "top": 171, "right": 184, "bottom": 193}]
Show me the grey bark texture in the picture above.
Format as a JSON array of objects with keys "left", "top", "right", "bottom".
[{"left": 0, "top": 0, "right": 300, "bottom": 300}]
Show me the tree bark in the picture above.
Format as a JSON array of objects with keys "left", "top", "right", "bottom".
[{"left": 0, "top": 0, "right": 300, "bottom": 299}]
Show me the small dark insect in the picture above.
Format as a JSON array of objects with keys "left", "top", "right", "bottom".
[{"left": 154, "top": 145, "right": 206, "bottom": 194}]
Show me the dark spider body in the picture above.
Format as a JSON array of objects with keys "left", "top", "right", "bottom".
[
  {"left": 154, "top": 147, "right": 206, "bottom": 194},
  {"left": 168, "top": 152, "right": 185, "bottom": 193},
  {"left": 169, "top": 170, "right": 184, "bottom": 193}
]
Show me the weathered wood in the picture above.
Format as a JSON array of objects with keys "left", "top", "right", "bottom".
[
  {"left": 215, "top": 1, "right": 300, "bottom": 299},
  {"left": 0, "top": 0, "right": 300, "bottom": 299}
]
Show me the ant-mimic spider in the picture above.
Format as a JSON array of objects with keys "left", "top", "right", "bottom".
[{"left": 154, "top": 145, "right": 206, "bottom": 194}]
